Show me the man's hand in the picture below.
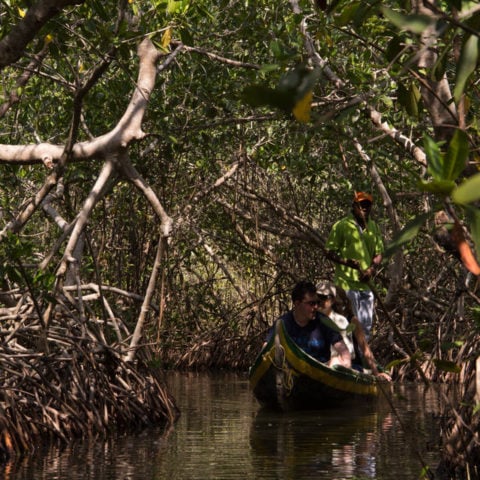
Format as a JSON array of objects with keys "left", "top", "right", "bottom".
[
  {"left": 360, "top": 266, "right": 375, "bottom": 281},
  {"left": 375, "top": 371, "right": 392, "bottom": 382}
]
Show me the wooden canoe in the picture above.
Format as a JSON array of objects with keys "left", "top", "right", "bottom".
[{"left": 249, "top": 319, "right": 379, "bottom": 411}]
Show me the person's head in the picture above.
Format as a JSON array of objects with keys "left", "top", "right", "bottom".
[
  {"left": 316, "top": 280, "right": 336, "bottom": 314},
  {"left": 291, "top": 280, "right": 318, "bottom": 303},
  {"left": 291, "top": 281, "right": 319, "bottom": 323},
  {"left": 352, "top": 191, "right": 373, "bottom": 223}
]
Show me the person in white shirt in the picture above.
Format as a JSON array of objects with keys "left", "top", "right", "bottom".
[{"left": 316, "top": 280, "right": 391, "bottom": 381}]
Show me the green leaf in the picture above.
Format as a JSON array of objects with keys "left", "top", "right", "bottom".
[
  {"left": 417, "top": 179, "right": 456, "bottom": 196},
  {"left": 383, "top": 212, "right": 432, "bottom": 258},
  {"left": 452, "top": 173, "right": 480, "bottom": 204},
  {"left": 433, "top": 359, "right": 461, "bottom": 373},
  {"left": 384, "top": 358, "right": 410, "bottom": 369},
  {"left": 270, "top": 40, "right": 283, "bottom": 59},
  {"left": 424, "top": 134, "right": 444, "bottom": 181},
  {"left": 430, "top": 44, "right": 449, "bottom": 81},
  {"left": 420, "top": 466, "right": 433, "bottom": 479},
  {"left": 381, "top": 7, "right": 434, "bottom": 34},
  {"left": 166, "top": 0, "right": 189, "bottom": 14},
  {"left": 334, "top": 2, "right": 361, "bottom": 27},
  {"left": 444, "top": 129, "right": 469, "bottom": 181},
  {"left": 259, "top": 64, "right": 281, "bottom": 73},
  {"left": 454, "top": 34, "right": 479, "bottom": 102},
  {"left": 397, "top": 81, "right": 420, "bottom": 117}
]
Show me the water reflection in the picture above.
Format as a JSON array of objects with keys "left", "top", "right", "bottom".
[
  {"left": 250, "top": 403, "right": 392, "bottom": 479},
  {"left": 5, "top": 372, "right": 446, "bottom": 480}
]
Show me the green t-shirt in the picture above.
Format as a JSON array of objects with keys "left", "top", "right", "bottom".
[{"left": 325, "top": 213, "right": 383, "bottom": 291}]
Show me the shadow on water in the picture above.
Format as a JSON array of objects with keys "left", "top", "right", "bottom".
[{"left": 3, "top": 372, "right": 450, "bottom": 480}]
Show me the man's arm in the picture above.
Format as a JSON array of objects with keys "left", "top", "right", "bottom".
[
  {"left": 326, "top": 249, "right": 360, "bottom": 269},
  {"left": 352, "top": 317, "right": 391, "bottom": 381}
]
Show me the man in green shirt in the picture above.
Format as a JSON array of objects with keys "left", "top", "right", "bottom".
[{"left": 325, "top": 191, "right": 383, "bottom": 340}]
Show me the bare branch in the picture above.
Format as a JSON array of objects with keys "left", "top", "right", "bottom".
[{"left": 171, "top": 41, "right": 260, "bottom": 70}]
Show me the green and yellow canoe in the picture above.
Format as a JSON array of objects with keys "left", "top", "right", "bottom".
[{"left": 249, "top": 319, "right": 378, "bottom": 411}]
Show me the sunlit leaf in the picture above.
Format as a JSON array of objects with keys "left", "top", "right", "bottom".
[
  {"left": 383, "top": 213, "right": 432, "bottom": 258},
  {"left": 161, "top": 27, "right": 172, "bottom": 48},
  {"left": 452, "top": 173, "right": 480, "bottom": 204},
  {"left": 454, "top": 34, "right": 479, "bottom": 102},
  {"left": 381, "top": 7, "right": 434, "bottom": 34},
  {"left": 167, "top": 0, "right": 189, "bottom": 14}
]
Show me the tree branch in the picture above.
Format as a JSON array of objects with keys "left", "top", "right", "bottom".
[{"left": 0, "top": 0, "right": 85, "bottom": 69}]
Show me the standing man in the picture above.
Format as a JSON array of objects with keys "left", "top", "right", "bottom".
[{"left": 325, "top": 192, "right": 383, "bottom": 340}]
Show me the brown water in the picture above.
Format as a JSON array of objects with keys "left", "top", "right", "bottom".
[{"left": 4, "top": 371, "right": 446, "bottom": 479}]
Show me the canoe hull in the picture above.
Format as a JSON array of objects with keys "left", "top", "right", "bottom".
[{"left": 249, "top": 320, "right": 378, "bottom": 411}]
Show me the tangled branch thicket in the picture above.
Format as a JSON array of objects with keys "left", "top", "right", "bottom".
[{"left": 0, "top": 292, "right": 179, "bottom": 461}]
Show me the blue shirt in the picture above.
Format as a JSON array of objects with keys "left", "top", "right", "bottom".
[{"left": 267, "top": 311, "right": 342, "bottom": 362}]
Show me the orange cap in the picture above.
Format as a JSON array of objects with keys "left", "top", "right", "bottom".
[{"left": 354, "top": 191, "right": 373, "bottom": 203}]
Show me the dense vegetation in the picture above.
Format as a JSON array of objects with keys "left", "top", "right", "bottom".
[{"left": 0, "top": 0, "right": 480, "bottom": 477}]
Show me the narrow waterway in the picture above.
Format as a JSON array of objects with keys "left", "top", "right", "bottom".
[{"left": 5, "top": 371, "right": 446, "bottom": 479}]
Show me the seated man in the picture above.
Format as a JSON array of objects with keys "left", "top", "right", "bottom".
[{"left": 267, "top": 280, "right": 351, "bottom": 367}]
